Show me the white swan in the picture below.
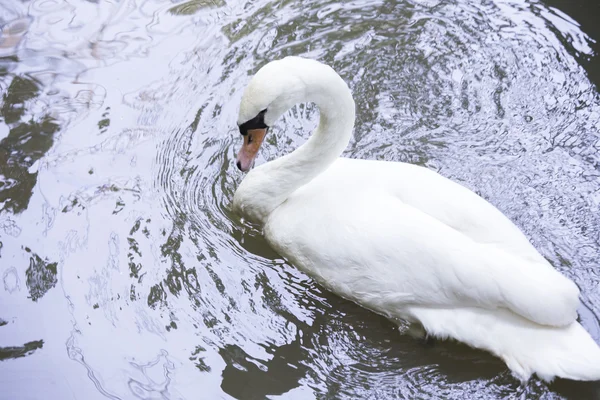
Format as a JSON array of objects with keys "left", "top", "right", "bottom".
[{"left": 232, "top": 56, "right": 600, "bottom": 382}]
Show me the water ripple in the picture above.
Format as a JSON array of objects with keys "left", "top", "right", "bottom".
[{"left": 2, "top": 0, "right": 600, "bottom": 398}]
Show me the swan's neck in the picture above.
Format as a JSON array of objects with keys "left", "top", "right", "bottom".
[{"left": 234, "top": 76, "right": 355, "bottom": 225}]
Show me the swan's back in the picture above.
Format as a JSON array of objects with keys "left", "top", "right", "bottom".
[{"left": 311, "top": 157, "right": 547, "bottom": 264}]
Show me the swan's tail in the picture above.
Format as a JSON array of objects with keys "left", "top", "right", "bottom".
[{"left": 409, "top": 306, "right": 600, "bottom": 382}]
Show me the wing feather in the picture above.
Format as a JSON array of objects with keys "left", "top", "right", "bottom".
[{"left": 266, "top": 189, "right": 579, "bottom": 327}]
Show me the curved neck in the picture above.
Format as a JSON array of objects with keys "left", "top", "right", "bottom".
[{"left": 234, "top": 75, "right": 355, "bottom": 225}]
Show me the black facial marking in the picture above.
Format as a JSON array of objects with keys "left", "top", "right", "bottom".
[{"left": 239, "top": 109, "right": 268, "bottom": 136}]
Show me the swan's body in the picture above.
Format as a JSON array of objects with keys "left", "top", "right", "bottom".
[{"left": 232, "top": 56, "right": 600, "bottom": 382}]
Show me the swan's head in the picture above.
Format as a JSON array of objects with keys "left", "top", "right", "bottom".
[{"left": 235, "top": 56, "right": 332, "bottom": 172}]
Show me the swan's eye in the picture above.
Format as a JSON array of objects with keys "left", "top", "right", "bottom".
[
  {"left": 238, "top": 109, "right": 268, "bottom": 136},
  {"left": 248, "top": 133, "right": 253, "bottom": 144}
]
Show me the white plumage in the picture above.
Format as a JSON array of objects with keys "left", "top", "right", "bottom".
[{"left": 233, "top": 56, "right": 600, "bottom": 382}]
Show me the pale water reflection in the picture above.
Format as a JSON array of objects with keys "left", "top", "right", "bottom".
[{"left": 1, "top": 0, "right": 600, "bottom": 398}]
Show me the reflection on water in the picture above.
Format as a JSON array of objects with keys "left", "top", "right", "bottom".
[
  {"left": 0, "top": 339, "right": 43, "bottom": 361},
  {"left": 0, "top": 75, "right": 60, "bottom": 214},
  {"left": 0, "top": 0, "right": 600, "bottom": 398},
  {"left": 25, "top": 248, "right": 58, "bottom": 302}
]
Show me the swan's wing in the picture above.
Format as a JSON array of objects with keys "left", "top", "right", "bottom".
[
  {"left": 333, "top": 159, "right": 547, "bottom": 265},
  {"left": 266, "top": 191, "right": 579, "bottom": 328}
]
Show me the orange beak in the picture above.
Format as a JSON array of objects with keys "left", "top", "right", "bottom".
[{"left": 236, "top": 128, "right": 268, "bottom": 172}]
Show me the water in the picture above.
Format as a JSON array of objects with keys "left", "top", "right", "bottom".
[{"left": 1, "top": 0, "right": 600, "bottom": 398}]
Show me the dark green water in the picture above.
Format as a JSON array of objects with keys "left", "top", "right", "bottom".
[{"left": 1, "top": 0, "right": 599, "bottom": 398}]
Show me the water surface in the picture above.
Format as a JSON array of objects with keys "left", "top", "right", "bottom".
[{"left": 1, "top": 0, "right": 600, "bottom": 398}]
